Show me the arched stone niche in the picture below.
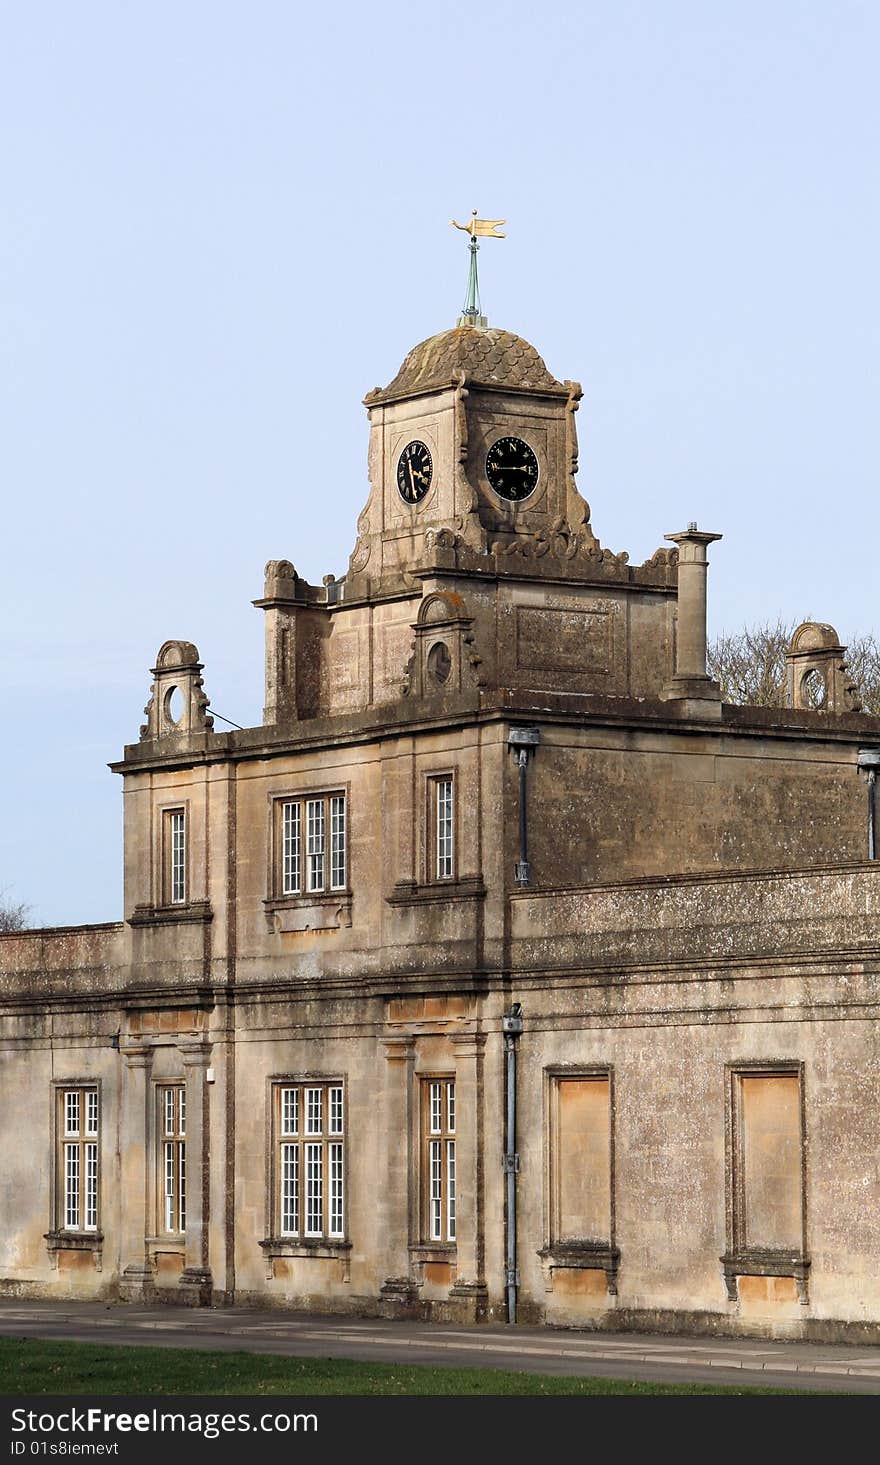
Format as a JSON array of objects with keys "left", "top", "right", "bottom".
[
  {"left": 402, "top": 592, "right": 484, "bottom": 698},
  {"left": 140, "top": 641, "right": 214, "bottom": 740},
  {"left": 785, "top": 623, "right": 862, "bottom": 714}
]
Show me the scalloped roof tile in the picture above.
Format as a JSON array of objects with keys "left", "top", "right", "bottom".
[{"left": 371, "top": 327, "right": 564, "bottom": 401}]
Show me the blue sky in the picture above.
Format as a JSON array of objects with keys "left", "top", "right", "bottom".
[{"left": 2, "top": 1, "right": 878, "bottom": 925}]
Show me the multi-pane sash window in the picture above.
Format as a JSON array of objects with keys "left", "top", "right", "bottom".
[
  {"left": 282, "top": 802, "right": 301, "bottom": 895},
  {"left": 274, "top": 1081, "right": 344, "bottom": 1239},
  {"left": 278, "top": 793, "right": 346, "bottom": 896},
  {"left": 422, "top": 1078, "right": 456, "bottom": 1243},
  {"left": 428, "top": 776, "right": 454, "bottom": 881},
  {"left": 60, "top": 1087, "right": 99, "bottom": 1232},
  {"left": 164, "top": 808, "right": 186, "bottom": 905},
  {"left": 159, "top": 1084, "right": 186, "bottom": 1235}
]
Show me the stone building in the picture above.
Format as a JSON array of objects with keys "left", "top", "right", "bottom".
[{"left": 2, "top": 306, "right": 880, "bottom": 1340}]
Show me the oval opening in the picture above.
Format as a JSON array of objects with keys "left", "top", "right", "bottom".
[
  {"left": 427, "top": 641, "right": 452, "bottom": 685},
  {"left": 164, "top": 686, "right": 185, "bottom": 727},
  {"left": 800, "top": 668, "right": 827, "bottom": 710}
]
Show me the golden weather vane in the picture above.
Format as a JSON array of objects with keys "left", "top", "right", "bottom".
[{"left": 450, "top": 209, "right": 506, "bottom": 326}]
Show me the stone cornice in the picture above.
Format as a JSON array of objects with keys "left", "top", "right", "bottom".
[
  {"left": 5, "top": 950, "right": 880, "bottom": 1017},
  {"left": 111, "top": 689, "right": 880, "bottom": 777}
]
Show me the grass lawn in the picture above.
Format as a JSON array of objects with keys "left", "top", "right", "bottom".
[{"left": 0, "top": 1337, "right": 817, "bottom": 1395}]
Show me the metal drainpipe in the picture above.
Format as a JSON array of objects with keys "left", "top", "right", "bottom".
[
  {"left": 502, "top": 1003, "right": 523, "bottom": 1324},
  {"left": 858, "top": 751, "right": 880, "bottom": 859},
  {"left": 508, "top": 728, "right": 540, "bottom": 886}
]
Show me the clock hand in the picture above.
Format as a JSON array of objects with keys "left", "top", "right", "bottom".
[{"left": 407, "top": 460, "right": 416, "bottom": 495}]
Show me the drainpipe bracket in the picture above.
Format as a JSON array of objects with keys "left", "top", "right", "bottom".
[
  {"left": 502, "top": 1153, "right": 521, "bottom": 1174},
  {"left": 507, "top": 727, "right": 540, "bottom": 748},
  {"left": 502, "top": 1007, "right": 523, "bottom": 1036}
]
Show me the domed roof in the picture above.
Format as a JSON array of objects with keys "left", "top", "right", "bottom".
[{"left": 369, "top": 326, "right": 565, "bottom": 403}]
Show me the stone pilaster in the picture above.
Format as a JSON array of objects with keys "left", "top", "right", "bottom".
[
  {"left": 118, "top": 1043, "right": 153, "bottom": 1300},
  {"left": 378, "top": 1036, "right": 419, "bottom": 1315},
  {"left": 178, "top": 1041, "right": 213, "bottom": 1304},
  {"left": 449, "top": 1031, "right": 488, "bottom": 1319},
  {"left": 253, "top": 561, "right": 301, "bottom": 725}
]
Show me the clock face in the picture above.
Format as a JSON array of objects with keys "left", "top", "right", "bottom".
[
  {"left": 396, "top": 440, "right": 433, "bottom": 504},
  {"left": 485, "top": 436, "right": 539, "bottom": 501}
]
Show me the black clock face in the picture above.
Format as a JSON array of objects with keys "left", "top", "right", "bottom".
[
  {"left": 396, "top": 440, "right": 433, "bottom": 504},
  {"left": 486, "top": 436, "right": 539, "bottom": 501}
]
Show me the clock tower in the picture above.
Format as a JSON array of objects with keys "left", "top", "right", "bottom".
[
  {"left": 259, "top": 233, "right": 682, "bottom": 724},
  {"left": 348, "top": 323, "right": 597, "bottom": 594}
]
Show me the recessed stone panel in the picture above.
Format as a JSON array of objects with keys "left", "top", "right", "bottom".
[
  {"left": 515, "top": 606, "right": 613, "bottom": 675},
  {"left": 329, "top": 631, "right": 361, "bottom": 692}
]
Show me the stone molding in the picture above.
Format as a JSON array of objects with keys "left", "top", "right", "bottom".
[
  {"left": 720, "top": 1250, "right": 811, "bottom": 1306},
  {"left": 538, "top": 1242, "right": 620, "bottom": 1297},
  {"left": 128, "top": 901, "right": 213, "bottom": 928},
  {"left": 386, "top": 877, "right": 486, "bottom": 907}
]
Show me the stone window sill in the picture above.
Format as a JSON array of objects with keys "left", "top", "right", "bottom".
[
  {"left": 538, "top": 1241, "right": 620, "bottom": 1295},
  {"left": 720, "top": 1249, "right": 811, "bottom": 1304},
  {"left": 409, "top": 1243, "right": 456, "bottom": 1264},
  {"left": 387, "top": 878, "right": 486, "bottom": 907},
  {"left": 260, "top": 1237, "right": 352, "bottom": 1260},
  {"left": 129, "top": 901, "right": 213, "bottom": 928},
  {"left": 45, "top": 1231, "right": 104, "bottom": 1272},
  {"left": 263, "top": 894, "right": 352, "bottom": 933},
  {"left": 45, "top": 1230, "right": 104, "bottom": 1251}
]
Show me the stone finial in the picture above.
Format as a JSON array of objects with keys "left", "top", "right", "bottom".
[
  {"left": 139, "top": 641, "right": 214, "bottom": 741},
  {"left": 263, "top": 560, "right": 298, "bottom": 601},
  {"left": 786, "top": 623, "right": 862, "bottom": 713}
]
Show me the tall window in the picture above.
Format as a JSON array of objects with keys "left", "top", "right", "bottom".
[
  {"left": 427, "top": 776, "right": 454, "bottom": 882},
  {"left": 549, "top": 1073, "right": 612, "bottom": 1245},
  {"left": 278, "top": 793, "right": 346, "bottom": 896},
  {"left": 163, "top": 808, "right": 186, "bottom": 905},
  {"left": 159, "top": 1084, "right": 186, "bottom": 1236},
  {"left": 273, "top": 1081, "right": 345, "bottom": 1239},
  {"left": 421, "top": 1078, "right": 456, "bottom": 1243},
  {"left": 58, "top": 1087, "right": 99, "bottom": 1232}
]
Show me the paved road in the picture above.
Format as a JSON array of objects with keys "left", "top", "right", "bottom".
[{"left": 0, "top": 1300, "right": 878, "bottom": 1393}]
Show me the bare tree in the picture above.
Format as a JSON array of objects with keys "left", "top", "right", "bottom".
[
  {"left": 0, "top": 892, "right": 30, "bottom": 933},
  {"left": 842, "top": 634, "right": 880, "bottom": 716},
  {"left": 708, "top": 619, "right": 880, "bottom": 713},
  {"left": 708, "top": 617, "right": 795, "bottom": 707}
]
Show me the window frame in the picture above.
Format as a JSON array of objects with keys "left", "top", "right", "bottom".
[
  {"left": 726, "top": 1061, "right": 807, "bottom": 1259},
  {"left": 547, "top": 1067, "right": 614, "bottom": 1249},
  {"left": 52, "top": 1082, "right": 102, "bottom": 1237},
  {"left": 156, "top": 1082, "right": 187, "bottom": 1239},
  {"left": 160, "top": 804, "right": 188, "bottom": 907},
  {"left": 268, "top": 1077, "right": 347, "bottom": 1244},
  {"left": 419, "top": 1075, "right": 456, "bottom": 1246},
  {"left": 270, "top": 789, "right": 349, "bottom": 900},
  {"left": 539, "top": 1065, "right": 620, "bottom": 1295},
  {"left": 425, "top": 773, "right": 456, "bottom": 884}
]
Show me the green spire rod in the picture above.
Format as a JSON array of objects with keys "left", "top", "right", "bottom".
[
  {"left": 462, "top": 234, "right": 482, "bottom": 324},
  {"left": 450, "top": 211, "right": 506, "bottom": 329}
]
